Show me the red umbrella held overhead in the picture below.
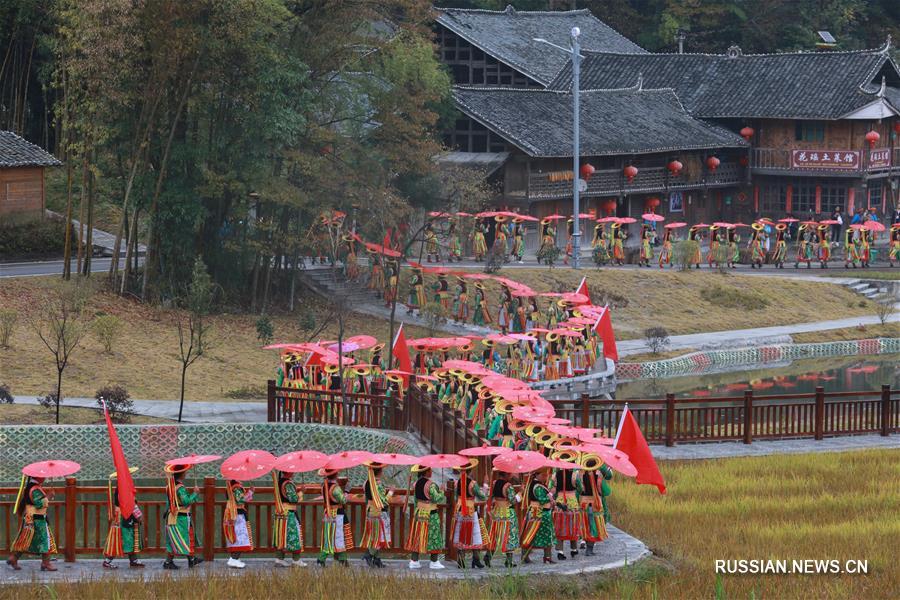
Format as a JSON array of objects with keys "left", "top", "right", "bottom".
[
  {"left": 819, "top": 219, "right": 840, "bottom": 225},
  {"left": 346, "top": 335, "right": 378, "bottom": 350},
  {"left": 591, "top": 446, "right": 638, "bottom": 477},
  {"left": 543, "top": 214, "right": 566, "bottom": 221},
  {"left": 778, "top": 218, "right": 799, "bottom": 223},
  {"left": 418, "top": 453, "right": 470, "bottom": 469},
  {"left": 492, "top": 451, "right": 547, "bottom": 474},
  {"left": 274, "top": 451, "right": 329, "bottom": 474},
  {"left": 642, "top": 213, "right": 665, "bottom": 222},
  {"left": 165, "top": 454, "right": 222, "bottom": 467},
  {"left": 22, "top": 460, "right": 81, "bottom": 479},
  {"left": 512, "top": 405, "right": 555, "bottom": 421},
  {"left": 325, "top": 451, "right": 375, "bottom": 470},
  {"left": 370, "top": 453, "right": 421, "bottom": 466},
  {"left": 459, "top": 444, "right": 513, "bottom": 457},
  {"left": 220, "top": 450, "right": 277, "bottom": 481},
  {"left": 596, "top": 216, "right": 620, "bottom": 224},
  {"left": 456, "top": 211, "right": 473, "bottom": 217},
  {"left": 864, "top": 221, "right": 886, "bottom": 232},
  {"left": 849, "top": 224, "right": 865, "bottom": 230},
  {"left": 364, "top": 242, "right": 401, "bottom": 258},
  {"left": 527, "top": 416, "right": 572, "bottom": 426},
  {"left": 428, "top": 211, "right": 452, "bottom": 218},
  {"left": 560, "top": 292, "right": 589, "bottom": 304},
  {"left": 617, "top": 217, "right": 637, "bottom": 224},
  {"left": 544, "top": 458, "right": 578, "bottom": 470}
]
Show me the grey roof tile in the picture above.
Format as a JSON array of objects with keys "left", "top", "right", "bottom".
[
  {"left": 452, "top": 86, "right": 747, "bottom": 158},
  {"left": 436, "top": 5, "right": 645, "bottom": 86},
  {"left": 0, "top": 131, "right": 61, "bottom": 168}
]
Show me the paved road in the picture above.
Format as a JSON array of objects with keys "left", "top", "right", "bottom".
[
  {"left": 654, "top": 433, "right": 900, "bottom": 460},
  {"left": 0, "top": 257, "right": 116, "bottom": 278}
]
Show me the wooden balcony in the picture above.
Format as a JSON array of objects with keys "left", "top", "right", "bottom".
[
  {"left": 524, "top": 162, "right": 743, "bottom": 201},
  {"left": 751, "top": 147, "right": 900, "bottom": 177}
]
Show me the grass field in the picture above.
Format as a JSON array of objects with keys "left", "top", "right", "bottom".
[
  {"left": 791, "top": 322, "right": 900, "bottom": 343},
  {"left": 0, "top": 405, "right": 171, "bottom": 425},
  {"left": 825, "top": 270, "right": 900, "bottom": 281},
  {"left": 3, "top": 450, "right": 896, "bottom": 599}
]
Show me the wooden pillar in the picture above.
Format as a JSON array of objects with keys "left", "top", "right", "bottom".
[
  {"left": 580, "top": 394, "right": 590, "bottom": 428},
  {"left": 64, "top": 477, "right": 77, "bottom": 562},
  {"left": 203, "top": 477, "right": 216, "bottom": 562},
  {"left": 848, "top": 187, "right": 855, "bottom": 213},
  {"left": 743, "top": 390, "right": 754, "bottom": 445},
  {"left": 880, "top": 384, "right": 892, "bottom": 437},
  {"left": 267, "top": 379, "right": 276, "bottom": 422},
  {"left": 785, "top": 184, "right": 793, "bottom": 213},
  {"left": 444, "top": 480, "right": 457, "bottom": 561},
  {"left": 665, "top": 393, "right": 676, "bottom": 447},
  {"left": 814, "top": 386, "right": 825, "bottom": 441},
  {"left": 753, "top": 184, "right": 759, "bottom": 213},
  {"left": 815, "top": 185, "right": 822, "bottom": 214}
]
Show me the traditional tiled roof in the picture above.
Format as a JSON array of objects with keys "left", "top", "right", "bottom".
[
  {"left": 0, "top": 131, "right": 61, "bottom": 168},
  {"left": 435, "top": 5, "right": 645, "bottom": 86},
  {"left": 551, "top": 42, "right": 900, "bottom": 119},
  {"left": 451, "top": 86, "right": 747, "bottom": 158}
]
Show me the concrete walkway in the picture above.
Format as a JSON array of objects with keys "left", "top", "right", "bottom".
[
  {"left": 0, "top": 525, "right": 649, "bottom": 584},
  {"left": 14, "top": 396, "right": 268, "bottom": 424},
  {"left": 653, "top": 433, "right": 900, "bottom": 460}
]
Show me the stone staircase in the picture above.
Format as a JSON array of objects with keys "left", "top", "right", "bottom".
[
  {"left": 299, "top": 265, "right": 376, "bottom": 305},
  {"left": 844, "top": 279, "right": 894, "bottom": 303}
]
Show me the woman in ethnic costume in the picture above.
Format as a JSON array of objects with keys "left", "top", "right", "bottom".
[
  {"left": 552, "top": 453, "right": 582, "bottom": 560},
  {"left": 361, "top": 462, "right": 392, "bottom": 568},
  {"left": 487, "top": 469, "right": 521, "bottom": 568},
  {"left": 162, "top": 464, "right": 202, "bottom": 570},
  {"left": 795, "top": 225, "right": 814, "bottom": 268},
  {"left": 7, "top": 475, "right": 58, "bottom": 571},
  {"left": 521, "top": 467, "right": 557, "bottom": 564},
  {"left": 472, "top": 218, "right": 488, "bottom": 261},
  {"left": 424, "top": 223, "right": 440, "bottom": 263},
  {"left": 592, "top": 222, "right": 611, "bottom": 265},
  {"left": 658, "top": 225, "right": 673, "bottom": 268},
  {"left": 406, "top": 465, "right": 447, "bottom": 570},
  {"left": 472, "top": 284, "right": 491, "bottom": 327},
  {"left": 342, "top": 234, "right": 360, "bottom": 280},
  {"left": 451, "top": 458, "right": 489, "bottom": 569},
  {"left": 318, "top": 468, "right": 352, "bottom": 567},
  {"left": 103, "top": 467, "right": 144, "bottom": 570},
  {"left": 687, "top": 224, "right": 704, "bottom": 269},
  {"left": 512, "top": 220, "right": 526, "bottom": 263},
  {"left": 748, "top": 223, "right": 766, "bottom": 269},
  {"left": 728, "top": 225, "right": 741, "bottom": 269},
  {"left": 706, "top": 225, "right": 722, "bottom": 268},
  {"left": 406, "top": 268, "right": 426, "bottom": 315},
  {"left": 817, "top": 224, "right": 832, "bottom": 268},
  {"left": 844, "top": 226, "right": 861, "bottom": 268},
  {"left": 578, "top": 454, "right": 610, "bottom": 556},
  {"left": 639, "top": 224, "right": 655, "bottom": 267},
  {"left": 453, "top": 278, "right": 470, "bottom": 323},
  {"left": 771, "top": 223, "right": 788, "bottom": 269},
  {"left": 889, "top": 224, "right": 900, "bottom": 267},
  {"left": 447, "top": 221, "right": 462, "bottom": 262},
  {"left": 858, "top": 228, "right": 871, "bottom": 268},
  {"left": 611, "top": 222, "right": 626, "bottom": 266},
  {"left": 223, "top": 479, "right": 254, "bottom": 569},
  {"left": 563, "top": 218, "right": 574, "bottom": 265},
  {"left": 434, "top": 274, "right": 450, "bottom": 311},
  {"left": 367, "top": 250, "right": 384, "bottom": 298},
  {"left": 272, "top": 470, "right": 306, "bottom": 567},
  {"left": 493, "top": 216, "right": 509, "bottom": 262},
  {"left": 537, "top": 218, "right": 557, "bottom": 265}
]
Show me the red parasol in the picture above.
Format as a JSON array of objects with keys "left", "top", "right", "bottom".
[
  {"left": 642, "top": 213, "right": 665, "bottom": 222},
  {"left": 692, "top": 222, "right": 710, "bottom": 228},
  {"left": 327, "top": 341, "right": 360, "bottom": 353},
  {"left": 778, "top": 218, "right": 799, "bottom": 223},
  {"left": 849, "top": 223, "right": 865, "bottom": 230},
  {"left": 512, "top": 405, "right": 555, "bottom": 421},
  {"left": 596, "top": 216, "right": 620, "bottom": 224},
  {"left": 459, "top": 444, "right": 513, "bottom": 457},
  {"left": 591, "top": 446, "right": 638, "bottom": 477},
  {"left": 418, "top": 453, "right": 470, "bottom": 469},
  {"left": 370, "top": 453, "right": 421, "bottom": 466},
  {"left": 492, "top": 451, "right": 548, "bottom": 474},
  {"left": 544, "top": 458, "right": 577, "bottom": 470},
  {"left": 456, "top": 211, "right": 473, "bottom": 217},
  {"left": 220, "top": 450, "right": 277, "bottom": 481},
  {"left": 22, "top": 460, "right": 81, "bottom": 478},
  {"left": 732, "top": 222, "right": 750, "bottom": 228},
  {"left": 325, "top": 451, "right": 374, "bottom": 470},
  {"left": 319, "top": 354, "right": 355, "bottom": 367},
  {"left": 864, "top": 220, "right": 885, "bottom": 232},
  {"left": 485, "top": 333, "right": 518, "bottom": 345},
  {"left": 560, "top": 292, "right": 589, "bottom": 304},
  {"left": 527, "top": 416, "right": 572, "bottom": 426},
  {"left": 346, "top": 335, "right": 378, "bottom": 350},
  {"left": 428, "top": 211, "right": 452, "bottom": 218},
  {"left": 364, "top": 242, "right": 401, "bottom": 258},
  {"left": 476, "top": 211, "right": 499, "bottom": 218},
  {"left": 617, "top": 217, "right": 637, "bottom": 224},
  {"left": 819, "top": 219, "right": 840, "bottom": 225},
  {"left": 274, "top": 451, "right": 329, "bottom": 473},
  {"left": 165, "top": 454, "right": 222, "bottom": 467}
]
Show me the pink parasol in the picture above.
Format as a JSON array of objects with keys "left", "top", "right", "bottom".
[
  {"left": 819, "top": 219, "right": 840, "bottom": 225},
  {"left": 319, "top": 354, "right": 355, "bottom": 367},
  {"left": 512, "top": 405, "right": 555, "bottom": 421},
  {"left": 527, "top": 416, "right": 572, "bottom": 426},
  {"left": 418, "top": 453, "right": 470, "bottom": 469},
  {"left": 692, "top": 222, "right": 710, "bottom": 229},
  {"left": 544, "top": 458, "right": 577, "bottom": 470},
  {"left": 550, "top": 329, "right": 583, "bottom": 337},
  {"left": 543, "top": 214, "right": 566, "bottom": 221},
  {"left": 507, "top": 333, "right": 535, "bottom": 341},
  {"left": 596, "top": 216, "right": 620, "bottom": 223},
  {"left": 456, "top": 211, "right": 473, "bottom": 217},
  {"left": 592, "top": 446, "right": 638, "bottom": 477},
  {"left": 492, "top": 451, "right": 548, "bottom": 474},
  {"left": 732, "top": 222, "right": 750, "bottom": 228},
  {"left": 415, "top": 374, "right": 439, "bottom": 382},
  {"left": 527, "top": 327, "right": 551, "bottom": 333},
  {"left": 325, "top": 451, "right": 375, "bottom": 471},
  {"left": 370, "top": 453, "right": 421, "bottom": 466},
  {"left": 327, "top": 341, "right": 359, "bottom": 353},
  {"left": 476, "top": 211, "right": 499, "bottom": 218},
  {"left": 165, "top": 454, "right": 222, "bottom": 467},
  {"left": 22, "top": 460, "right": 81, "bottom": 478},
  {"left": 481, "top": 375, "right": 529, "bottom": 388},
  {"left": 713, "top": 222, "right": 733, "bottom": 228},
  {"left": 617, "top": 217, "right": 637, "bottom": 224},
  {"left": 560, "top": 292, "right": 589, "bottom": 304},
  {"left": 864, "top": 220, "right": 885, "bottom": 232},
  {"left": 364, "top": 242, "right": 401, "bottom": 258},
  {"left": 274, "top": 451, "right": 329, "bottom": 473},
  {"left": 459, "top": 444, "right": 514, "bottom": 457},
  {"left": 428, "top": 211, "right": 452, "bottom": 218},
  {"left": 220, "top": 450, "right": 277, "bottom": 481},
  {"left": 383, "top": 369, "right": 414, "bottom": 377},
  {"left": 485, "top": 333, "right": 518, "bottom": 345},
  {"left": 346, "top": 335, "right": 378, "bottom": 350},
  {"left": 642, "top": 213, "right": 665, "bottom": 222},
  {"left": 849, "top": 224, "right": 865, "bottom": 230},
  {"left": 441, "top": 360, "right": 492, "bottom": 372},
  {"left": 778, "top": 218, "right": 799, "bottom": 223}
]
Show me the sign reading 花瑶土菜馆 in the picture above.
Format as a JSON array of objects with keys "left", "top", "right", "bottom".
[{"left": 790, "top": 150, "right": 859, "bottom": 169}]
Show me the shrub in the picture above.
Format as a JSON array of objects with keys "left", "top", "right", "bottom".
[
  {"left": 256, "top": 315, "right": 274, "bottom": 346},
  {"left": 674, "top": 240, "right": 700, "bottom": 271},
  {"left": 484, "top": 243, "right": 506, "bottom": 273},
  {"left": 92, "top": 314, "right": 123, "bottom": 354},
  {"left": 37, "top": 392, "right": 58, "bottom": 410},
  {"left": 700, "top": 284, "right": 770, "bottom": 310},
  {"left": 0, "top": 309, "right": 17, "bottom": 348},
  {"left": 0, "top": 384, "right": 13, "bottom": 404},
  {"left": 297, "top": 310, "right": 316, "bottom": 333},
  {"left": 536, "top": 244, "right": 561, "bottom": 267},
  {"left": 644, "top": 327, "right": 671, "bottom": 355},
  {"left": 420, "top": 301, "right": 448, "bottom": 335},
  {"left": 0, "top": 219, "right": 77, "bottom": 258},
  {"left": 95, "top": 385, "right": 133, "bottom": 423}
]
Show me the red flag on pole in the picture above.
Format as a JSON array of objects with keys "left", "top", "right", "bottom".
[
  {"left": 392, "top": 324, "right": 412, "bottom": 385},
  {"left": 592, "top": 305, "right": 619, "bottom": 362},
  {"left": 614, "top": 406, "right": 666, "bottom": 494},
  {"left": 574, "top": 276, "right": 591, "bottom": 304},
  {"left": 102, "top": 401, "right": 136, "bottom": 518}
]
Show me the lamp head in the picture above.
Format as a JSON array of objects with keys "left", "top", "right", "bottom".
[{"left": 571, "top": 26, "right": 581, "bottom": 38}]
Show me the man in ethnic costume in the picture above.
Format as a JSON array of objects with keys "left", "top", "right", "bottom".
[
  {"left": 8, "top": 475, "right": 58, "bottom": 571},
  {"left": 223, "top": 479, "right": 254, "bottom": 569},
  {"left": 272, "top": 470, "right": 306, "bottom": 567},
  {"left": 771, "top": 223, "right": 788, "bottom": 268},
  {"left": 405, "top": 464, "right": 446, "bottom": 570},
  {"left": 552, "top": 452, "right": 582, "bottom": 560},
  {"left": 361, "top": 461, "right": 392, "bottom": 568},
  {"left": 103, "top": 467, "right": 144, "bottom": 569},
  {"left": 578, "top": 454, "right": 611, "bottom": 556},
  {"left": 163, "top": 464, "right": 202, "bottom": 570},
  {"left": 487, "top": 469, "right": 521, "bottom": 568},
  {"left": 318, "top": 468, "right": 352, "bottom": 567}
]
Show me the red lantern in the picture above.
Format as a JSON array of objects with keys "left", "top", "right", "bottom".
[
  {"left": 602, "top": 199, "right": 617, "bottom": 215},
  {"left": 739, "top": 155, "right": 749, "bottom": 167},
  {"left": 644, "top": 197, "right": 661, "bottom": 213},
  {"left": 579, "top": 163, "right": 596, "bottom": 180},
  {"left": 706, "top": 156, "right": 721, "bottom": 172},
  {"left": 740, "top": 126, "right": 754, "bottom": 141},
  {"left": 624, "top": 165, "right": 638, "bottom": 182},
  {"left": 667, "top": 160, "right": 683, "bottom": 176},
  {"left": 865, "top": 130, "right": 880, "bottom": 149},
  {"left": 893, "top": 122, "right": 900, "bottom": 135}
]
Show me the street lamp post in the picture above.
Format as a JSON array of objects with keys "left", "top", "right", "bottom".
[{"left": 534, "top": 27, "right": 583, "bottom": 269}]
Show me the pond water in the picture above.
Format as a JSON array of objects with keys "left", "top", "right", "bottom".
[{"left": 615, "top": 353, "right": 900, "bottom": 400}]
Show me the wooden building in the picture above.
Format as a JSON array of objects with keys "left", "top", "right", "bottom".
[{"left": 0, "top": 130, "right": 61, "bottom": 224}]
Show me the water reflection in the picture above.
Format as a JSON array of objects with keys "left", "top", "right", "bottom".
[{"left": 616, "top": 354, "right": 900, "bottom": 399}]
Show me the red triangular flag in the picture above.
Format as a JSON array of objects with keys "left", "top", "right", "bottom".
[
  {"left": 574, "top": 276, "right": 591, "bottom": 304},
  {"left": 593, "top": 305, "right": 618, "bottom": 362},
  {"left": 103, "top": 401, "right": 136, "bottom": 518},
  {"left": 392, "top": 324, "right": 412, "bottom": 385},
  {"left": 615, "top": 406, "right": 666, "bottom": 494}
]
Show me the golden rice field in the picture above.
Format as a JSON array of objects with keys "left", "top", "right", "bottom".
[{"left": 3, "top": 450, "right": 896, "bottom": 599}]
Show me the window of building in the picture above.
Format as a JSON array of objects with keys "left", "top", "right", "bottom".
[
  {"left": 792, "top": 182, "right": 817, "bottom": 213},
  {"left": 820, "top": 184, "right": 847, "bottom": 214},
  {"left": 761, "top": 183, "right": 787, "bottom": 212},
  {"left": 795, "top": 121, "right": 825, "bottom": 142},
  {"left": 868, "top": 180, "right": 883, "bottom": 208},
  {"left": 451, "top": 64, "right": 469, "bottom": 84}
]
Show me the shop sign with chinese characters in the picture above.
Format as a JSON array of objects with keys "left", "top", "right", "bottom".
[{"left": 791, "top": 150, "right": 859, "bottom": 169}]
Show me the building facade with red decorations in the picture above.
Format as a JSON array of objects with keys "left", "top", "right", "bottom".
[{"left": 433, "top": 6, "right": 900, "bottom": 226}]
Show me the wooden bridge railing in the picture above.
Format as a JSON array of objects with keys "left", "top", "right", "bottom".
[
  {"left": 267, "top": 381, "right": 403, "bottom": 430},
  {"left": 0, "top": 478, "right": 466, "bottom": 563}
]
